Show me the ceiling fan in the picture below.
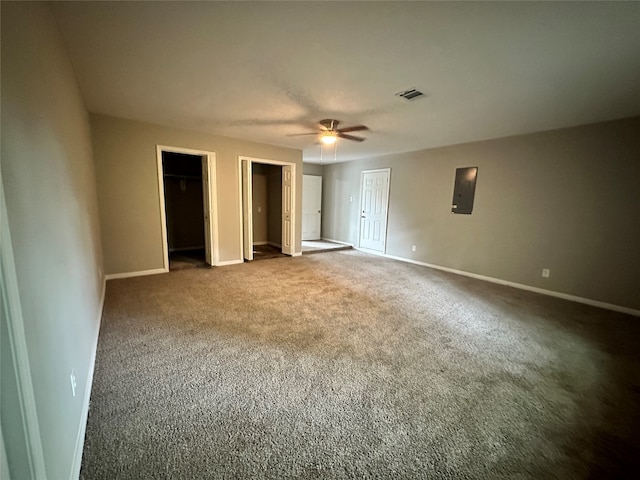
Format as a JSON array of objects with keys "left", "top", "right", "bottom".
[{"left": 290, "top": 119, "right": 369, "bottom": 145}]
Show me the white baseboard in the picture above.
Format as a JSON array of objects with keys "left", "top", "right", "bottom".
[
  {"left": 357, "top": 247, "right": 384, "bottom": 255},
  {"left": 70, "top": 276, "right": 106, "bottom": 479},
  {"left": 216, "top": 259, "right": 244, "bottom": 266},
  {"left": 105, "top": 268, "right": 168, "bottom": 280},
  {"left": 292, "top": 252, "right": 302, "bottom": 257},
  {"left": 357, "top": 249, "right": 640, "bottom": 318},
  {"left": 253, "top": 241, "right": 269, "bottom": 246},
  {"left": 320, "top": 237, "right": 354, "bottom": 247}
]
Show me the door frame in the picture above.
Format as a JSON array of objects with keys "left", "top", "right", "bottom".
[
  {"left": 358, "top": 168, "right": 391, "bottom": 253},
  {"left": 238, "top": 156, "right": 297, "bottom": 260},
  {"left": 240, "top": 158, "right": 254, "bottom": 261},
  {"left": 0, "top": 170, "right": 47, "bottom": 478},
  {"left": 156, "top": 145, "right": 219, "bottom": 270}
]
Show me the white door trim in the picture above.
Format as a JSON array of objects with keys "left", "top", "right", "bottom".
[
  {"left": 358, "top": 168, "right": 391, "bottom": 253},
  {"left": 201, "top": 154, "right": 219, "bottom": 265},
  {"left": 281, "top": 165, "right": 294, "bottom": 255},
  {"left": 240, "top": 158, "right": 253, "bottom": 261},
  {"left": 0, "top": 171, "right": 47, "bottom": 479},
  {"left": 238, "top": 156, "right": 297, "bottom": 260},
  {"left": 156, "top": 145, "right": 219, "bottom": 269}
]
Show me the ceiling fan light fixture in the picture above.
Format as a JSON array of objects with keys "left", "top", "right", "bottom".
[{"left": 321, "top": 132, "right": 337, "bottom": 145}]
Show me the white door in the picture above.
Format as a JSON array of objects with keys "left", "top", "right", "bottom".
[
  {"left": 201, "top": 156, "right": 214, "bottom": 265},
  {"left": 302, "top": 175, "right": 322, "bottom": 240},
  {"left": 359, "top": 169, "right": 390, "bottom": 252},
  {"left": 281, "top": 165, "right": 294, "bottom": 255},
  {"left": 241, "top": 159, "right": 253, "bottom": 261}
]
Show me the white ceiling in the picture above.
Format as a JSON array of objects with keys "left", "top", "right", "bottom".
[{"left": 52, "top": 1, "right": 640, "bottom": 164}]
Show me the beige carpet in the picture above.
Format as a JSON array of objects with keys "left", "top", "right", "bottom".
[
  {"left": 169, "top": 248, "right": 208, "bottom": 270},
  {"left": 301, "top": 240, "right": 352, "bottom": 254},
  {"left": 81, "top": 250, "right": 640, "bottom": 479},
  {"left": 252, "top": 244, "right": 286, "bottom": 261}
]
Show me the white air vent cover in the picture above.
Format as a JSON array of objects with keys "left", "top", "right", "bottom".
[{"left": 396, "top": 88, "right": 425, "bottom": 100}]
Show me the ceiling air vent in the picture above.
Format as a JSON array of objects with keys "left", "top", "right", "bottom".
[{"left": 396, "top": 88, "right": 425, "bottom": 101}]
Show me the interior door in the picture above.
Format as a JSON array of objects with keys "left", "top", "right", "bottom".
[
  {"left": 201, "top": 155, "right": 213, "bottom": 265},
  {"left": 359, "top": 169, "right": 390, "bottom": 252},
  {"left": 302, "top": 175, "right": 322, "bottom": 241},
  {"left": 241, "top": 159, "right": 253, "bottom": 261},
  {"left": 281, "top": 165, "right": 293, "bottom": 255}
]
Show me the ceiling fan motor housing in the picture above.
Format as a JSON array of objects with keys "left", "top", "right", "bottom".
[
  {"left": 318, "top": 119, "right": 368, "bottom": 142},
  {"left": 319, "top": 119, "right": 339, "bottom": 131}
]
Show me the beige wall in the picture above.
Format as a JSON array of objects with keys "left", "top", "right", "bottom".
[
  {"left": 1, "top": 2, "right": 104, "bottom": 478},
  {"left": 322, "top": 117, "right": 640, "bottom": 311},
  {"left": 304, "top": 163, "right": 324, "bottom": 176},
  {"left": 91, "top": 114, "right": 303, "bottom": 274}
]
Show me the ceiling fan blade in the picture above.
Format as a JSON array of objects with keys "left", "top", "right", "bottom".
[
  {"left": 286, "top": 132, "right": 319, "bottom": 137},
  {"left": 338, "top": 133, "right": 366, "bottom": 142},
  {"left": 337, "top": 125, "right": 368, "bottom": 133}
]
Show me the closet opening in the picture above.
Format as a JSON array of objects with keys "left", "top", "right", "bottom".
[
  {"left": 157, "top": 146, "right": 218, "bottom": 271},
  {"left": 240, "top": 156, "right": 296, "bottom": 262},
  {"left": 251, "top": 163, "right": 285, "bottom": 260},
  {"left": 159, "top": 152, "right": 204, "bottom": 270}
]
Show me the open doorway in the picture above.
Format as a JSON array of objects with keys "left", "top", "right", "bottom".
[
  {"left": 251, "top": 163, "right": 286, "bottom": 260},
  {"left": 162, "top": 152, "right": 206, "bottom": 269},
  {"left": 240, "top": 156, "right": 296, "bottom": 262},
  {"left": 157, "top": 146, "right": 218, "bottom": 271}
]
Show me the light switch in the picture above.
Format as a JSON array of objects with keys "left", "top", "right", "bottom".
[{"left": 257, "top": 206, "right": 262, "bottom": 213}]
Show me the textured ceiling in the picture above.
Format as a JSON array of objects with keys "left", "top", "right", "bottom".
[{"left": 52, "top": 1, "right": 640, "bottom": 163}]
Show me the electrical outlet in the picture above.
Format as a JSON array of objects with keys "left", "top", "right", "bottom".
[
  {"left": 411, "top": 245, "right": 417, "bottom": 252},
  {"left": 70, "top": 370, "right": 77, "bottom": 397},
  {"left": 542, "top": 268, "right": 550, "bottom": 278},
  {"left": 349, "top": 196, "right": 353, "bottom": 202}
]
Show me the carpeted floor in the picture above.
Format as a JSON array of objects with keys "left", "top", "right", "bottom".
[
  {"left": 302, "top": 240, "right": 352, "bottom": 254},
  {"left": 81, "top": 250, "right": 640, "bottom": 479},
  {"left": 169, "top": 248, "right": 209, "bottom": 270},
  {"left": 252, "top": 244, "right": 286, "bottom": 261}
]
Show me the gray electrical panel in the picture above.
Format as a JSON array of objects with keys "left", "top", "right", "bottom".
[{"left": 451, "top": 167, "right": 478, "bottom": 214}]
